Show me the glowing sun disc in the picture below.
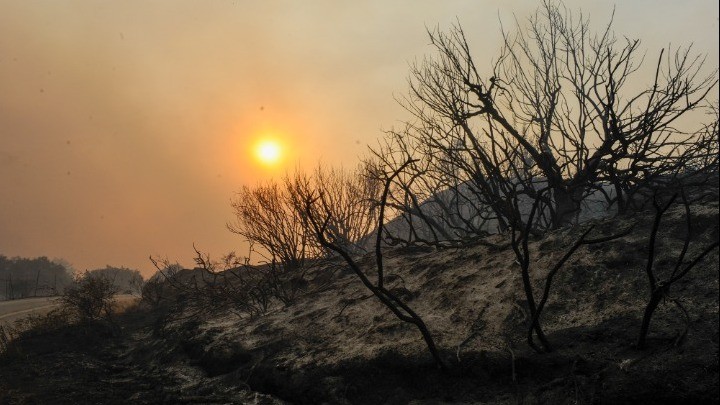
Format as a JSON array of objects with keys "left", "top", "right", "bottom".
[{"left": 255, "top": 140, "right": 282, "bottom": 165}]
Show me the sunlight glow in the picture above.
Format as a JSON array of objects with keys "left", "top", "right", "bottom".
[{"left": 255, "top": 139, "right": 282, "bottom": 165}]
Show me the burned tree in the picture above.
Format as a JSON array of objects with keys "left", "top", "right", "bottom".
[
  {"left": 510, "top": 189, "right": 634, "bottom": 352},
  {"left": 62, "top": 271, "right": 118, "bottom": 324},
  {"left": 229, "top": 181, "right": 317, "bottom": 271},
  {"left": 290, "top": 164, "right": 382, "bottom": 255},
  {"left": 372, "top": 0, "right": 718, "bottom": 242},
  {"left": 293, "top": 160, "right": 447, "bottom": 370},
  {"left": 636, "top": 191, "right": 719, "bottom": 349}
]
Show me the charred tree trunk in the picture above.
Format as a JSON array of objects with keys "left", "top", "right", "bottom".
[
  {"left": 301, "top": 159, "right": 448, "bottom": 370},
  {"left": 637, "top": 287, "right": 665, "bottom": 349},
  {"left": 637, "top": 191, "right": 719, "bottom": 349},
  {"left": 553, "top": 187, "right": 581, "bottom": 228}
]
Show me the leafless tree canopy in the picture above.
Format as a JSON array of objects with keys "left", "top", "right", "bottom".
[
  {"left": 287, "top": 164, "right": 382, "bottom": 256},
  {"left": 371, "top": 0, "right": 718, "bottom": 240},
  {"left": 228, "top": 182, "right": 315, "bottom": 270},
  {"left": 229, "top": 165, "right": 381, "bottom": 269}
]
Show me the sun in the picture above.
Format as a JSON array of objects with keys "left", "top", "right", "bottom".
[{"left": 255, "top": 139, "right": 282, "bottom": 165}]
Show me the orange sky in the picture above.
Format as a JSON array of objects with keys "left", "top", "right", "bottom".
[{"left": 1, "top": 1, "right": 717, "bottom": 277}]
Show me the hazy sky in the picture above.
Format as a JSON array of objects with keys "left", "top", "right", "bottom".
[{"left": 1, "top": 1, "right": 717, "bottom": 276}]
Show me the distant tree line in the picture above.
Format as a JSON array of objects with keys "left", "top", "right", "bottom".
[
  {"left": 84, "top": 265, "right": 144, "bottom": 295},
  {"left": 0, "top": 256, "right": 73, "bottom": 300},
  {"left": 0, "top": 256, "right": 144, "bottom": 300}
]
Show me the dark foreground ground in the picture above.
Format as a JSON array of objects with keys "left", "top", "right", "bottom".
[
  {"left": 1, "top": 203, "right": 718, "bottom": 404},
  {"left": 0, "top": 309, "right": 285, "bottom": 404},
  {"left": 0, "top": 306, "right": 717, "bottom": 405}
]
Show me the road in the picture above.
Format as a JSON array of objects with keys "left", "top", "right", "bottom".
[
  {"left": 0, "top": 296, "right": 61, "bottom": 325},
  {"left": 0, "top": 295, "right": 139, "bottom": 326}
]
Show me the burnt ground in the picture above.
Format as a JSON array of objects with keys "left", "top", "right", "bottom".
[
  {"left": 1, "top": 299, "right": 716, "bottom": 405},
  {"left": 0, "top": 310, "right": 283, "bottom": 404},
  {"left": 1, "top": 202, "right": 718, "bottom": 404}
]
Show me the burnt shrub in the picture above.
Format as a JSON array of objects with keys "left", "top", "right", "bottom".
[{"left": 62, "top": 272, "right": 118, "bottom": 323}]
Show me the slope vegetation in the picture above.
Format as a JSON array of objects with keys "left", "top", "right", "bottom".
[{"left": 147, "top": 200, "right": 719, "bottom": 404}]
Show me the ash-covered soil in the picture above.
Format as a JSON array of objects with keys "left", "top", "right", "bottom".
[
  {"left": 1, "top": 201, "right": 718, "bottom": 404},
  {"left": 0, "top": 310, "right": 285, "bottom": 404}
]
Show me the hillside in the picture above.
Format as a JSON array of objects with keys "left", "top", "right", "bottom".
[{"left": 1, "top": 200, "right": 718, "bottom": 404}]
